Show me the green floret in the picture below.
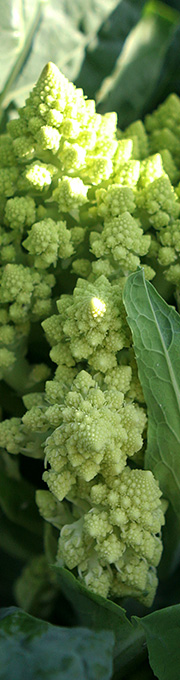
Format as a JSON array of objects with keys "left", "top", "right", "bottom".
[
  {"left": 53, "top": 275, "right": 130, "bottom": 371},
  {"left": 19, "top": 62, "right": 68, "bottom": 127},
  {"left": 145, "top": 94, "right": 180, "bottom": 167},
  {"left": 90, "top": 212, "right": 151, "bottom": 274},
  {"left": 60, "top": 141, "right": 86, "bottom": 172},
  {"left": 157, "top": 219, "right": 180, "bottom": 269},
  {"left": 0, "top": 263, "right": 55, "bottom": 323},
  {"left": 35, "top": 125, "right": 61, "bottom": 154},
  {"left": 95, "top": 185, "right": 136, "bottom": 218},
  {"left": 138, "top": 153, "right": 165, "bottom": 188},
  {"left": 0, "top": 347, "right": 16, "bottom": 375},
  {"left": 165, "top": 263, "right": 180, "bottom": 286},
  {"left": 21, "top": 161, "right": 57, "bottom": 192},
  {"left": 52, "top": 176, "right": 89, "bottom": 216},
  {"left": 36, "top": 489, "right": 72, "bottom": 529},
  {"left": 55, "top": 466, "right": 165, "bottom": 604},
  {"left": 6, "top": 117, "right": 27, "bottom": 139},
  {"left": 145, "top": 95, "right": 180, "bottom": 169},
  {"left": 114, "top": 160, "right": 140, "bottom": 187},
  {"left": 0, "top": 417, "right": 25, "bottom": 453},
  {"left": 43, "top": 369, "right": 146, "bottom": 499},
  {"left": 136, "top": 175, "right": 180, "bottom": 231},
  {"left": 160, "top": 150, "right": 179, "bottom": 185},
  {"left": 111, "top": 552, "right": 158, "bottom": 606},
  {"left": 0, "top": 134, "right": 16, "bottom": 167},
  {"left": 101, "top": 365, "right": 132, "bottom": 395},
  {"left": 0, "top": 167, "right": 19, "bottom": 197},
  {"left": 0, "top": 226, "right": 17, "bottom": 264},
  {"left": 0, "top": 263, "right": 34, "bottom": 306},
  {"left": 0, "top": 410, "right": 48, "bottom": 458},
  {"left": 146, "top": 93, "right": 180, "bottom": 133},
  {"left": 4, "top": 196, "right": 36, "bottom": 231},
  {"left": 113, "top": 139, "right": 133, "bottom": 171},
  {"left": 12, "top": 135, "right": 35, "bottom": 161},
  {"left": 23, "top": 218, "right": 74, "bottom": 268},
  {"left": 45, "top": 365, "right": 78, "bottom": 404},
  {"left": 123, "top": 120, "right": 149, "bottom": 159}
]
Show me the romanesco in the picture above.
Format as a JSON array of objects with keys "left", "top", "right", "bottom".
[{"left": 1, "top": 61, "right": 176, "bottom": 607}]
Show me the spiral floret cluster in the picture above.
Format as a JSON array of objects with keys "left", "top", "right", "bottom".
[{"left": 0, "top": 62, "right": 171, "bottom": 605}]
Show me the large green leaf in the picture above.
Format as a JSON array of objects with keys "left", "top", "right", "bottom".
[
  {"left": 0, "top": 0, "right": 43, "bottom": 111},
  {"left": 75, "top": 0, "right": 145, "bottom": 99},
  {"left": 97, "top": 0, "right": 179, "bottom": 126},
  {"left": 138, "top": 604, "right": 180, "bottom": 680},
  {"left": 123, "top": 268, "right": 180, "bottom": 517},
  {"left": 147, "top": 22, "right": 180, "bottom": 113},
  {"left": 55, "top": 567, "right": 146, "bottom": 678},
  {"left": 0, "top": 607, "right": 114, "bottom": 680}
]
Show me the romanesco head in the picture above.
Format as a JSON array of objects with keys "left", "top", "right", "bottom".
[
  {"left": 53, "top": 275, "right": 130, "bottom": 370},
  {"left": 43, "top": 369, "right": 146, "bottom": 500},
  {"left": 55, "top": 465, "right": 165, "bottom": 605},
  {"left": 4, "top": 196, "right": 36, "bottom": 232},
  {"left": 0, "top": 264, "right": 55, "bottom": 322},
  {"left": 136, "top": 175, "right": 180, "bottom": 231},
  {"left": 90, "top": 212, "right": 151, "bottom": 274},
  {"left": 23, "top": 218, "right": 73, "bottom": 268}
]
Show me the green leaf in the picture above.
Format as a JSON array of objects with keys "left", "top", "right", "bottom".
[
  {"left": 158, "top": 503, "right": 180, "bottom": 579},
  {"left": 97, "top": 0, "right": 179, "bottom": 127},
  {"left": 147, "top": 21, "right": 180, "bottom": 113},
  {"left": 123, "top": 268, "right": 180, "bottom": 518},
  {"left": 75, "top": 0, "right": 145, "bottom": 99},
  {"left": 0, "top": 0, "right": 25, "bottom": 91},
  {"left": 0, "top": 0, "right": 43, "bottom": 114},
  {"left": 55, "top": 567, "right": 146, "bottom": 678},
  {"left": 0, "top": 607, "right": 114, "bottom": 680},
  {"left": 138, "top": 604, "right": 180, "bottom": 680}
]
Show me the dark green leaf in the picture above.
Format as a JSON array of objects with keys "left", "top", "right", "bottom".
[
  {"left": 138, "top": 605, "right": 180, "bottom": 680},
  {"left": 0, "top": 607, "right": 114, "bottom": 680},
  {"left": 75, "top": 0, "right": 145, "bottom": 99},
  {"left": 158, "top": 504, "right": 180, "bottom": 579},
  {"left": 146, "top": 22, "right": 180, "bottom": 114},
  {"left": 123, "top": 268, "right": 180, "bottom": 518},
  {"left": 97, "top": 0, "right": 179, "bottom": 127},
  {"left": 55, "top": 567, "right": 146, "bottom": 678}
]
